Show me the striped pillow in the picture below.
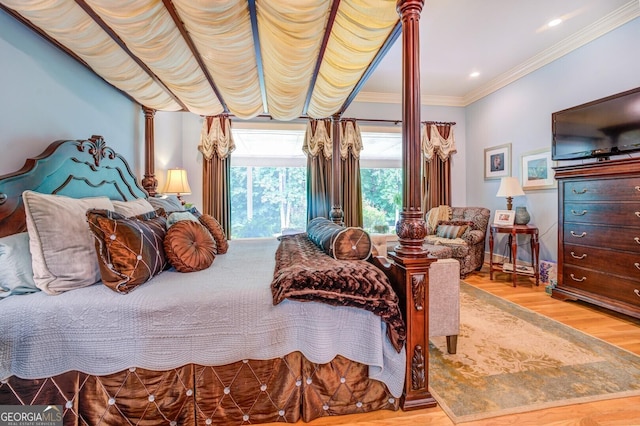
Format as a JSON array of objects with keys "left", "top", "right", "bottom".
[{"left": 436, "top": 224, "right": 468, "bottom": 239}]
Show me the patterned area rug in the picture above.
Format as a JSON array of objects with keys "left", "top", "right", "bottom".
[{"left": 429, "top": 282, "right": 640, "bottom": 424}]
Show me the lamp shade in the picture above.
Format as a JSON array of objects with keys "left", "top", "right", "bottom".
[
  {"left": 496, "top": 177, "right": 524, "bottom": 198},
  {"left": 496, "top": 177, "right": 524, "bottom": 210},
  {"left": 163, "top": 168, "right": 192, "bottom": 195}
]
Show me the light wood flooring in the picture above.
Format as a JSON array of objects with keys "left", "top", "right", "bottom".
[{"left": 279, "top": 264, "right": 640, "bottom": 426}]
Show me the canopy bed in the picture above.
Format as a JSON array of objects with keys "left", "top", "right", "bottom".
[{"left": 0, "top": 0, "right": 440, "bottom": 424}]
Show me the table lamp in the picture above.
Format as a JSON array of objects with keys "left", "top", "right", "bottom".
[
  {"left": 496, "top": 176, "right": 524, "bottom": 210},
  {"left": 163, "top": 168, "right": 192, "bottom": 205}
]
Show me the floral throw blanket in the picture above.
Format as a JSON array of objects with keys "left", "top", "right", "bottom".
[{"left": 271, "top": 233, "right": 406, "bottom": 352}]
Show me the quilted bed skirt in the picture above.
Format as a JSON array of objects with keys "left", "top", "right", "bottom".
[{"left": 0, "top": 352, "right": 399, "bottom": 425}]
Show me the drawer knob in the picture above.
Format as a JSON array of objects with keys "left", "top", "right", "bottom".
[
  {"left": 635, "top": 212, "right": 640, "bottom": 218},
  {"left": 635, "top": 263, "right": 640, "bottom": 270},
  {"left": 635, "top": 289, "right": 640, "bottom": 298},
  {"left": 570, "top": 274, "right": 586, "bottom": 282},
  {"left": 570, "top": 209, "right": 587, "bottom": 216},
  {"left": 570, "top": 251, "right": 587, "bottom": 260},
  {"left": 636, "top": 237, "right": 640, "bottom": 245},
  {"left": 570, "top": 231, "right": 587, "bottom": 238},
  {"left": 636, "top": 186, "right": 640, "bottom": 192},
  {"left": 572, "top": 188, "right": 588, "bottom": 194}
]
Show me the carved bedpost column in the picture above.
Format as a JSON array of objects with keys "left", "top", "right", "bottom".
[
  {"left": 142, "top": 106, "right": 158, "bottom": 196},
  {"left": 394, "top": 0, "right": 427, "bottom": 258},
  {"left": 330, "top": 114, "right": 344, "bottom": 225},
  {"left": 389, "top": 0, "right": 437, "bottom": 411}
]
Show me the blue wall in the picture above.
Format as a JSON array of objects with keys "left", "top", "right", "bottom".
[
  {"left": 0, "top": 9, "right": 142, "bottom": 176},
  {"left": 465, "top": 17, "right": 640, "bottom": 262}
]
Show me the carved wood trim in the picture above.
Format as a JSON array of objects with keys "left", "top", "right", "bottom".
[
  {"left": 411, "top": 273, "right": 425, "bottom": 311},
  {"left": 411, "top": 345, "right": 426, "bottom": 390},
  {"left": 77, "top": 135, "right": 115, "bottom": 167}
]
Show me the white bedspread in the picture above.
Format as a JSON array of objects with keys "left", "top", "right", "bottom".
[{"left": 0, "top": 238, "right": 405, "bottom": 397}]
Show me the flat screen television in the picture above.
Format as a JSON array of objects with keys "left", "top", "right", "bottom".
[{"left": 552, "top": 86, "right": 640, "bottom": 161}]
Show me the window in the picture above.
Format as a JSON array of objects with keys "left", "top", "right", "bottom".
[
  {"left": 229, "top": 126, "right": 402, "bottom": 238},
  {"left": 359, "top": 131, "right": 402, "bottom": 234},
  {"left": 230, "top": 128, "right": 307, "bottom": 238}
]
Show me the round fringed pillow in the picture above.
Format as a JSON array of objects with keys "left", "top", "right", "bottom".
[
  {"left": 164, "top": 220, "right": 216, "bottom": 272},
  {"left": 198, "top": 214, "right": 229, "bottom": 254}
]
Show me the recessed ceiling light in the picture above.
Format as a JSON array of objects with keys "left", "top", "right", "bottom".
[
  {"left": 469, "top": 71, "right": 480, "bottom": 78},
  {"left": 548, "top": 18, "right": 562, "bottom": 27}
]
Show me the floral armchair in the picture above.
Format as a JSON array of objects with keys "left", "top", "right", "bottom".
[{"left": 422, "top": 206, "right": 491, "bottom": 278}]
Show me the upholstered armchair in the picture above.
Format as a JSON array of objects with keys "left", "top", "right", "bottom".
[{"left": 422, "top": 206, "right": 491, "bottom": 278}]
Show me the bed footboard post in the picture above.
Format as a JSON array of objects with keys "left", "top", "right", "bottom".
[
  {"left": 142, "top": 106, "right": 158, "bottom": 196},
  {"left": 387, "top": 253, "right": 437, "bottom": 410}
]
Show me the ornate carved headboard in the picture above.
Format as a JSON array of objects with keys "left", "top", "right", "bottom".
[{"left": 0, "top": 135, "right": 147, "bottom": 238}]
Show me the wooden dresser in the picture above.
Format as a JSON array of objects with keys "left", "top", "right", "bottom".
[{"left": 553, "top": 157, "right": 640, "bottom": 319}]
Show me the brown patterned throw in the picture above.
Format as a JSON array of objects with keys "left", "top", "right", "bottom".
[{"left": 271, "top": 233, "right": 406, "bottom": 352}]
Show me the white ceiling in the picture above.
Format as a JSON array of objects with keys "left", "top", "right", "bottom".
[{"left": 360, "top": 0, "right": 639, "bottom": 106}]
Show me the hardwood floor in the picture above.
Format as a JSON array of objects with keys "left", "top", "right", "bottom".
[{"left": 281, "top": 264, "right": 640, "bottom": 426}]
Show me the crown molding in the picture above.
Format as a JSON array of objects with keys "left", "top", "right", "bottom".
[
  {"left": 355, "top": 1, "right": 639, "bottom": 108},
  {"left": 463, "top": 1, "right": 640, "bottom": 106},
  {"left": 354, "top": 91, "right": 466, "bottom": 107}
]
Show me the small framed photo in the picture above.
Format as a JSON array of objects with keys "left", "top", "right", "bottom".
[
  {"left": 484, "top": 143, "right": 511, "bottom": 180},
  {"left": 521, "top": 149, "right": 556, "bottom": 190},
  {"left": 493, "top": 209, "right": 515, "bottom": 226}
]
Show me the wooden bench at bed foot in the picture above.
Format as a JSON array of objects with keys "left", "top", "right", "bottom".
[{"left": 0, "top": 354, "right": 400, "bottom": 425}]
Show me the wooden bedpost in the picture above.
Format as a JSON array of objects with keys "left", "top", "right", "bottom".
[
  {"left": 330, "top": 113, "right": 344, "bottom": 224},
  {"left": 390, "top": 0, "right": 437, "bottom": 411},
  {"left": 142, "top": 106, "right": 158, "bottom": 196}
]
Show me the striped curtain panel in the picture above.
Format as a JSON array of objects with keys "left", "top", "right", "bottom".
[
  {"left": 421, "top": 123, "right": 457, "bottom": 212},
  {"left": 199, "top": 115, "right": 235, "bottom": 238}
]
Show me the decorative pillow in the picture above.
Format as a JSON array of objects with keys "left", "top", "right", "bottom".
[
  {"left": 306, "top": 217, "right": 372, "bottom": 260},
  {"left": 86, "top": 209, "right": 168, "bottom": 294},
  {"left": 147, "top": 195, "right": 185, "bottom": 213},
  {"left": 164, "top": 221, "right": 216, "bottom": 272},
  {"left": 0, "top": 233, "right": 39, "bottom": 298},
  {"left": 437, "top": 220, "right": 474, "bottom": 239},
  {"left": 436, "top": 224, "right": 468, "bottom": 239},
  {"left": 167, "top": 211, "right": 200, "bottom": 228},
  {"left": 112, "top": 198, "right": 155, "bottom": 217},
  {"left": 198, "top": 214, "right": 228, "bottom": 254},
  {"left": 22, "top": 190, "right": 114, "bottom": 295}
]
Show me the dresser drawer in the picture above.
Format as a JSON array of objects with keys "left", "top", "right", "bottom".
[
  {"left": 564, "top": 202, "right": 640, "bottom": 225},
  {"left": 562, "top": 265, "right": 640, "bottom": 307},
  {"left": 563, "top": 223, "right": 640, "bottom": 251},
  {"left": 564, "top": 177, "right": 640, "bottom": 201},
  {"left": 563, "top": 244, "right": 640, "bottom": 280}
]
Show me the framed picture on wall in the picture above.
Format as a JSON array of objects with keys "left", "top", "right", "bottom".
[
  {"left": 521, "top": 149, "right": 556, "bottom": 190},
  {"left": 484, "top": 143, "right": 511, "bottom": 180}
]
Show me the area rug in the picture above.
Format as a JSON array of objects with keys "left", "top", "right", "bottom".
[{"left": 428, "top": 281, "right": 640, "bottom": 423}]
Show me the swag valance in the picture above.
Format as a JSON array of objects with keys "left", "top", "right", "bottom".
[{"left": 421, "top": 122, "right": 456, "bottom": 161}]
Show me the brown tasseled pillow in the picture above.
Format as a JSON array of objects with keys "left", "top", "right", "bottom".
[
  {"left": 164, "top": 220, "right": 216, "bottom": 273},
  {"left": 86, "top": 209, "right": 168, "bottom": 294},
  {"left": 198, "top": 214, "right": 228, "bottom": 254}
]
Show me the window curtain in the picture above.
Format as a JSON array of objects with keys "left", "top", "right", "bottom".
[
  {"left": 421, "top": 123, "right": 456, "bottom": 211},
  {"left": 303, "top": 119, "right": 332, "bottom": 222},
  {"left": 340, "top": 120, "right": 363, "bottom": 227},
  {"left": 198, "top": 115, "right": 235, "bottom": 238}
]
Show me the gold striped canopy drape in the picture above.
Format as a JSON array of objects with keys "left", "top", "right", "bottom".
[
  {"left": 199, "top": 115, "right": 235, "bottom": 238},
  {"left": 303, "top": 119, "right": 363, "bottom": 227},
  {"left": 421, "top": 123, "right": 457, "bottom": 212}
]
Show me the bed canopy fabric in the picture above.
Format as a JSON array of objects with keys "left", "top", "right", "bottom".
[{"left": 0, "top": 0, "right": 400, "bottom": 121}]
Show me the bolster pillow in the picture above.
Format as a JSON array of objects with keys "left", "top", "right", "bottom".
[{"left": 306, "top": 217, "right": 372, "bottom": 260}]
